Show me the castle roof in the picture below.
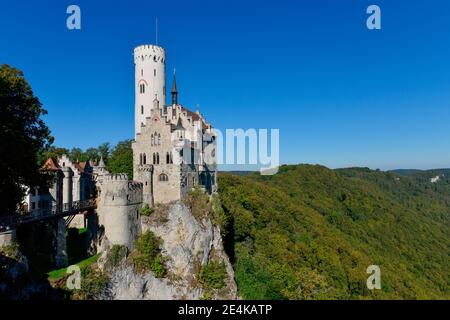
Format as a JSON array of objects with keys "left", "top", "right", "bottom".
[
  {"left": 75, "top": 162, "right": 86, "bottom": 173},
  {"left": 180, "top": 106, "right": 200, "bottom": 122},
  {"left": 98, "top": 156, "right": 106, "bottom": 168},
  {"left": 171, "top": 69, "right": 178, "bottom": 93},
  {"left": 41, "top": 157, "right": 61, "bottom": 171},
  {"left": 175, "top": 117, "right": 185, "bottom": 130}
]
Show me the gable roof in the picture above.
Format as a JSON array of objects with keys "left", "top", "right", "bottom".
[{"left": 41, "top": 158, "right": 61, "bottom": 171}]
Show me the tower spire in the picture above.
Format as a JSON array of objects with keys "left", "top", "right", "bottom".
[{"left": 171, "top": 68, "right": 178, "bottom": 106}]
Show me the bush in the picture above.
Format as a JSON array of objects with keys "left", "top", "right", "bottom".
[
  {"left": 140, "top": 203, "right": 154, "bottom": 217},
  {"left": 183, "top": 187, "right": 213, "bottom": 221},
  {"left": 131, "top": 231, "right": 166, "bottom": 278},
  {"left": 0, "top": 243, "right": 20, "bottom": 259},
  {"left": 72, "top": 265, "right": 109, "bottom": 300},
  {"left": 105, "top": 245, "right": 127, "bottom": 270},
  {"left": 198, "top": 260, "right": 227, "bottom": 290}
]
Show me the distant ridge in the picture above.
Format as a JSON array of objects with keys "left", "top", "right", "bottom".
[
  {"left": 389, "top": 168, "right": 450, "bottom": 177},
  {"left": 219, "top": 171, "right": 255, "bottom": 176}
]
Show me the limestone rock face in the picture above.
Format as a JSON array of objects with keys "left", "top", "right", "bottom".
[{"left": 100, "top": 201, "right": 238, "bottom": 300}]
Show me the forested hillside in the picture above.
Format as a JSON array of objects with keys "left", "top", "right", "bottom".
[{"left": 217, "top": 165, "right": 449, "bottom": 299}]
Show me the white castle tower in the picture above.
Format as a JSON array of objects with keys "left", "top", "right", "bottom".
[{"left": 134, "top": 44, "right": 166, "bottom": 136}]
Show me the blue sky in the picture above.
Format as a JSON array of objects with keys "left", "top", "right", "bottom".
[{"left": 1, "top": 0, "right": 450, "bottom": 170}]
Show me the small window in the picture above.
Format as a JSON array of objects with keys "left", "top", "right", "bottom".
[
  {"left": 141, "top": 105, "right": 144, "bottom": 114},
  {"left": 159, "top": 173, "right": 168, "bottom": 182},
  {"left": 141, "top": 69, "right": 143, "bottom": 76},
  {"left": 154, "top": 69, "right": 156, "bottom": 77}
]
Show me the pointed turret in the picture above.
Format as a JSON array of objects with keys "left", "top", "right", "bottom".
[
  {"left": 98, "top": 156, "right": 106, "bottom": 168},
  {"left": 171, "top": 68, "right": 178, "bottom": 106}
]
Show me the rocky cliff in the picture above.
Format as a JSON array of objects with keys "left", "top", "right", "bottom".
[{"left": 98, "top": 198, "right": 238, "bottom": 300}]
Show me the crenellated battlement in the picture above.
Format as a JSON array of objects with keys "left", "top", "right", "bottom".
[
  {"left": 104, "top": 173, "right": 129, "bottom": 181},
  {"left": 134, "top": 44, "right": 166, "bottom": 64},
  {"left": 100, "top": 174, "right": 143, "bottom": 206}
]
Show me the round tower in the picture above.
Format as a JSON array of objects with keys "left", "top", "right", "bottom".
[{"left": 134, "top": 44, "right": 166, "bottom": 136}]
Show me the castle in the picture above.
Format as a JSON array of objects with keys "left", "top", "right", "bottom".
[
  {"left": 10, "top": 43, "right": 218, "bottom": 256},
  {"left": 132, "top": 44, "right": 217, "bottom": 205}
]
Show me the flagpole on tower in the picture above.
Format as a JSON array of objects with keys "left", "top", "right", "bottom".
[{"left": 156, "top": 17, "right": 158, "bottom": 45}]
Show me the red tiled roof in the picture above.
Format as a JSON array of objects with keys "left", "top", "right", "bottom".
[
  {"left": 41, "top": 158, "right": 60, "bottom": 171},
  {"left": 74, "top": 162, "right": 85, "bottom": 173},
  {"left": 181, "top": 106, "right": 201, "bottom": 122}
]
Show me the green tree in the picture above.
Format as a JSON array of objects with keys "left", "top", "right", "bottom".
[
  {"left": 0, "top": 64, "right": 54, "bottom": 215},
  {"left": 38, "top": 146, "right": 69, "bottom": 165},
  {"left": 85, "top": 147, "right": 99, "bottom": 162},
  {"left": 97, "top": 142, "right": 110, "bottom": 163},
  {"left": 108, "top": 139, "right": 133, "bottom": 179},
  {"left": 69, "top": 147, "right": 84, "bottom": 162}
]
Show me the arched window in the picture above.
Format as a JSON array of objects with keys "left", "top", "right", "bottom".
[
  {"left": 170, "top": 152, "right": 173, "bottom": 164},
  {"left": 158, "top": 133, "right": 161, "bottom": 146},
  {"left": 156, "top": 153, "right": 160, "bottom": 164},
  {"left": 151, "top": 134, "right": 154, "bottom": 146},
  {"left": 159, "top": 174, "right": 168, "bottom": 182},
  {"left": 139, "top": 153, "right": 143, "bottom": 165},
  {"left": 166, "top": 152, "right": 170, "bottom": 164},
  {"left": 140, "top": 84, "right": 145, "bottom": 94},
  {"left": 143, "top": 153, "right": 146, "bottom": 165},
  {"left": 153, "top": 153, "right": 156, "bottom": 164},
  {"left": 141, "top": 105, "right": 144, "bottom": 115}
]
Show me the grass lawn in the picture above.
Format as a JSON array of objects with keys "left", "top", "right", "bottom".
[{"left": 47, "top": 254, "right": 100, "bottom": 281}]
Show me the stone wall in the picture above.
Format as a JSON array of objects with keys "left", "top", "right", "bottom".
[{"left": 98, "top": 174, "right": 143, "bottom": 250}]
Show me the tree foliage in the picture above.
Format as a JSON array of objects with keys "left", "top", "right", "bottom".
[
  {"left": 131, "top": 231, "right": 166, "bottom": 278},
  {"left": 0, "top": 64, "right": 54, "bottom": 215},
  {"left": 107, "top": 139, "right": 133, "bottom": 179},
  {"left": 218, "top": 165, "right": 450, "bottom": 299}
]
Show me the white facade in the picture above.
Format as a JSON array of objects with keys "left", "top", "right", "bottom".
[
  {"left": 134, "top": 45, "right": 166, "bottom": 136},
  {"left": 132, "top": 44, "right": 217, "bottom": 205}
]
